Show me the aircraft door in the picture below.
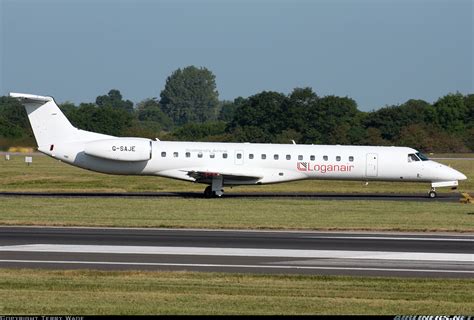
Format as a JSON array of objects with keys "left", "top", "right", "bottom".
[
  {"left": 235, "top": 150, "right": 244, "bottom": 165},
  {"left": 366, "top": 153, "right": 378, "bottom": 177}
]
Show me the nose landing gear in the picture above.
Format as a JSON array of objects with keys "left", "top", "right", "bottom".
[{"left": 428, "top": 187, "right": 437, "bottom": 199}]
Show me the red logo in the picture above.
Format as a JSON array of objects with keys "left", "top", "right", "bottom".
[
  {"left": 296, "top": 162, "right": 308, "bottom": 171},
  {"left": 296, "top": 162, "right": 354, "bottom": 173}
]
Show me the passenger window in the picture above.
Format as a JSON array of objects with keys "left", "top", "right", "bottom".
[
  {"left": 223, "top": 153, "right": 228, "bottom": 159},
  {"left": 274, "top": 154, "right": 279, "bottom": 160},
  {"left": 323, "top": 155, "right": 328, "bottom": 161},
  {"left": 237, "top": 153, "right": 242, "bottom": 159},
  {"left": 198, "top": 152, "right": 203, "bottom": 158},
  {"left": 286, "top": 154, "right": 291, "bottom": 160},
  {"left": 173, "top": 152, "right": 178, "bottom": 158},
  {"left": 349, "top": 156, "right": 354, "bottom": 162},
  {"left": 336, "top": 156, "right": 341, "bottom": 161},
  {"left": 298, "top": 155, "right": 303, "bottom": 160},
  {"left": 210, "top": 153, "right": 215, "bottom": 158},
  {"left": 185, "top": 152, "right": 190, "bottom": 158},
  {"left": 249, "top": 154, "right": 254, "bottom": 159},
  {"left": 310, "top": 155, "right": 315, "bottom": 161},
  {"left": 261, "top": 154, "right": 266, "bottom": 160},
  {"left": 161, "top": 152, "right": 166, "bottom": 157}
]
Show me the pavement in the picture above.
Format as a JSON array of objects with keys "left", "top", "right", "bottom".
[
  {"left": 0, "top": 191, "right": 462, "bottom": 201},
  {"left": 0, "top": 227, "right": 472, "bottom": 278}
]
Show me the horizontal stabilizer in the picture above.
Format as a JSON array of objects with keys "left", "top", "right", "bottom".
[{"left": 9, "top": 92, "right": 52, "bottom": 104}]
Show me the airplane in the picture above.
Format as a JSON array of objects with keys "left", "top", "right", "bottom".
[{"left": 10, "top": 92, "right": 467, "bottom": 198}]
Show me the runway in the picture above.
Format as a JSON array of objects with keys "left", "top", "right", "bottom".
[
  {"left": 0, "top": 227, "right": 472, "bottom": 278},
  {"left": 0, "top": 191, "right": 462, "bottom": 201}
]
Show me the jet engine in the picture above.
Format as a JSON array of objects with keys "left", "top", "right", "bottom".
[{"left": 84, "top": 138, "right": 152, "bottom": 162}]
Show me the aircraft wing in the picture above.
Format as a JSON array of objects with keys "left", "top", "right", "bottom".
[{"left": 183, "top": 169, "right": 262, "bottom": 183}]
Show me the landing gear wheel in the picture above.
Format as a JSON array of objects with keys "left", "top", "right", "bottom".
[
  {"left": 204, "top": 175, "right": 225, "bottom": 198},
  {"left": 428, "top": 190, "right": 437, "bottom": 198},
  {"left": 203, "top": 186, "right": 224, "bottom": 198},
  {"left": 204, "top": 186, "right": 213, "bottom": 198}
]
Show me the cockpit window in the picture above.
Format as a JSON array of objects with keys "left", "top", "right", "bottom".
[
  {"left": 416, "top": 152, "right": 429, "bottom": 161},
  {"left": 408, "top": 153, "right": 420, "bottom": 162}
]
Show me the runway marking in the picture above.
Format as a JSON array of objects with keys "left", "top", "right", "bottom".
[
  {"left": 303, "top": 236, "right": 474, "bottom": 242},
  {"left": 0, "top": 259, "right": 472, "bottom": 274},
  {"left": 1, "top": 244, "right": 473, "bottom": 262}
]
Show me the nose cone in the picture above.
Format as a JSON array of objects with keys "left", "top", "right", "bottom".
[
  {"left": 455, "top": 169, "right": 467, "bottom": 181},
  {"left": 431, "top": 162, "right": 468, "bottom": 181},
  {"left": 447, "top": 166, "right": 467, "bottom": 181}
]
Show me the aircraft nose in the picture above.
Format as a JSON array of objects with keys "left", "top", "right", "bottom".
[
  {"left": 449, "top": 167, "right": 467, "bottom": 181},
  {"left": 457, "top": 170, "right": 467, "bottom": 181}
]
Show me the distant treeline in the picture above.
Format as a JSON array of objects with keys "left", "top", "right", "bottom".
[{"left": 1, "top": 66, "right": 473, "bottom": 152}]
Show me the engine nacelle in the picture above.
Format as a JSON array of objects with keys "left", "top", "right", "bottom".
[{"left": 84, "top": 138, "right": 152, "bottom": 162}]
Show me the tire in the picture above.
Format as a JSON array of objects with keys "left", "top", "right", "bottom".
[
  {"left": 204, "top": 186, "right": 213, "bottom": 198},
  {"left": 428, "top": 191, "right": 437, "bottom": 198}
]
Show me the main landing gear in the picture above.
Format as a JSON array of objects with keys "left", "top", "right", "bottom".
[
  {"left": 204, "top": 186, "right": 224, "bottom": 198},
  {"left": 203, "top": 175, "right": 224, "bottom": 198},
  {"left": 428, "top": 187, "right": 437, "bottom": 199}
]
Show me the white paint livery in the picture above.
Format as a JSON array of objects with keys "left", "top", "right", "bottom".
[
  {"left": 84, "top": 138, "right": 152, "bottom": 162},
  {"left": 10, "top": 92, "right": 467, "bottom": 198}
]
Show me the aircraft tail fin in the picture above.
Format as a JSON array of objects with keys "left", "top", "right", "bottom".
[{"left": 10, "top": 93, "right": 79, "bottom": 149}]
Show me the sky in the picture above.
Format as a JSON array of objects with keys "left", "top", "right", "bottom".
[{"left": 1, "top": 0, "right": 472, "bottom": 111}]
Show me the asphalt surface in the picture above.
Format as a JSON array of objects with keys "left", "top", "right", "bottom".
[
  {"left": 0, "top": 191, "right": 462, "bottom": 201},
  {"left": 0, "top": 227, "right": 472, "bottom": 278}
]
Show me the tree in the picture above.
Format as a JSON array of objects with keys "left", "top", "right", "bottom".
[
  {"left": 136, "top": 98, "right": 173, "bottom": 130},
  {"left": 432, "top": 93, "right": 467, "bottom": 133},
  {"left": 124, "top": 98, "right": 174, "bottom": 139},
  {"left": 364, "top": 127, "right": 390, "bottom": 146},
  {"left": 305, "top": 95, "right": 361, "bottom": 144},
  {"left": 283, "top": 87, "right": 319, "bottom": 136},
  {"left": 0, "top": 97, "right": 31, "bottom": 131},
  {"left": 228, "top": 91, "right": 286, "bottom": 142},
  {"left": 365, "top": 99, "right": 429, "bottom": 141},
  {"left": 0, "top": 116, "right": 24, "bottom": 138},
  {"left": 218, "top": 99, "right": 243, "bottom": 122},
  {"left": 59, "top": 102, "right": 77, "bottom": 118},
  {"left": 463, "top": 94, "right": 474, "bottom": 150},
  {"left": 171, "top": 121, "right": 227, "bottom": 141},
  {"left": 274, "top": 129, "right": 303, "bottom": 144},
  {"left": 0, "top": 96, "right": 32, "bottom": 138},
  {"left": 397, "top": 124, "right": 469, "bottom": 153},
  {"left": 160, "top": 66, "right": 219, "bottom": 125},
  {"left": 66, "top": 98, "right": 133, "bottom": 137},
  {"left": 96, "top": 89, "right": 134, "bottom": 113},
  {"left": 463, "top": 94, "right": 474, "bottom": 125}
]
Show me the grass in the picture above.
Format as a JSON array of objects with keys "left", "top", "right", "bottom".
[
  {"left": 0, "top": 155, "right": 472, "bottom": 315},
  {"left": 0, "top": 153, "right": 473, "bottom": 193},
  {"left": 0, "top": 197, "right": 473, "bottom": 231},
  {"left": 0, "top": 154, "right": 473, "bottom": 232},
  {"left": 0, "top": 269, "right": 472, "bottom": 315}
]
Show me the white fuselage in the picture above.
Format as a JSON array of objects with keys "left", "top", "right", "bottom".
[{"left": 45, "top": 139, "right": 466, "bottom": 187}]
